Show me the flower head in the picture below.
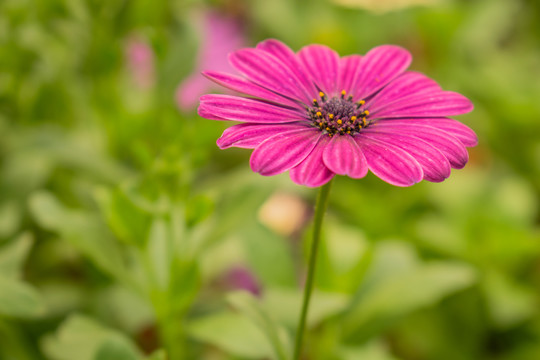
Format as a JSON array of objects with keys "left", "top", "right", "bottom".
[{"left": 198, "top": 40, "right": 477, "bottom": 187}]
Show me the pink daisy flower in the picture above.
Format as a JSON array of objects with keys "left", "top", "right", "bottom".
[{"left": 198, "top": 40, "right": 477, "bottom": 187}]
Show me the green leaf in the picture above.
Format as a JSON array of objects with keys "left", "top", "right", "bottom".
[
  {"left": 41, "top": 314, "right": 143, "bottom": 360},
  {"left": 169, "top": 258, "right": 201, "bottom": 315},
  {"left": 333, "top": 0, "right": 439, "bottom": 13},
  {"left": 94, "top": 187, "right": 151, "bottom": 248},
  {"left": 200, "top": 179, "right": 274, "bottom": 252},
  {"left": 0, "top": 200, "right": 22, "bottom": 239},
  {"left": 482, "top": 270, "right": 536, "bottom": 329},
  {"left": 185, "top": 194, "right": 214, "bottom": 227},
  {"left": 145, "top": 349, "right": 167, "bottom": 360},
  {"left": 349, "top": 241, "right": 419, "bottom": 305},
  {"left": 0, "top": 275, "right": 46, "bottom": 318},
  {"left": 262, "top": 288, "right": 349, "bottom": 329},
  {"left": 94, "top": 286, "right": 154, "bottom": 334},
  {"left": 147, "top": 217, "right": 172, "bottom": 290},
  {"left": 314, "top": 218, "right": 373, "bottom": 293},
  {"left": 343, "top": 262, "right": 477, "bottom": 342},
  {"left": 0, "top": 232, "right": 33, "bottom": 279},
  {"left": 28, "top": 191, "right": 131, "bottom": 286},
  {"left": 340, "top": 341, "right": 401, "bottom": 360},
  {"left": 95, "top": 338, "right": 141, "bottom": 360},
  {"left": 241, "top": 223, "right": 296, "bottom": 288},
  {"left": 187, "top": 311, "right": 275, "bottom": 359},
  {"left": 227, "top": 291, "right": 291, "bottom": 360}
]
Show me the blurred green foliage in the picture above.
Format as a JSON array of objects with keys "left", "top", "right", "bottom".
[{"left": 1, "top": 0, "right": 539, "bottom": 359}]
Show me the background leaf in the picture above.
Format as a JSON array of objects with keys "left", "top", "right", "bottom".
[
  {"left": 0, "top": 276, "right": 46, "bottom": 318},
  {"left": 41, "top": 315, "right": 143, "bottom": 360}
]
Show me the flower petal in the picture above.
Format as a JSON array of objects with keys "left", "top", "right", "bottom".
[
  {"left": 352, "top": 45, "right": 412, "bottom": 100},
  {"left": 370, "top": 91, "right": 474, "bottom": 118},
  {"left": 298, "top": 44, "right": 340, "bottom": 95},
  {"left": 290, "top": 136, "right": 335, "bottom": 187},
  {"left": 354, "top": 136, "right": 423, "bottom": 186},
  {"left": 217, "top": 123, "right": 309, "bottom": 149},
  {"left": 199, "top": 94, "right": 304, "bottom": 123},
  {"left": 376, "top": 118, "right": 478, "bottom": 147},
  {"left": 229, "top": 48, "right": 312, "bottom": 103},
  {"left": 367, "top": 71, "right": 441, "bottom": 109},
  {"left": 366, "top": 122, "right": 469, "bottom": 169},
  {"left": 256, "top": 39, "right": 317, "bottom": 97},
  {"left": 322, "top": 135, "right": 368, "bottom": 178},
  {"left": 250, "top": 128, "right": 322, "bottom": 176},
  {"left": 338, "top": 55, "right": 363, "bottom": 97},
  {"left": 361, "top": 132, "right": 451, "bottom": 182},
  {"left": 198, "top": 104, "right": 230, "bottom": 120},
  {"left": 202, "top": 71, "right": 301, "bottom": 108}
]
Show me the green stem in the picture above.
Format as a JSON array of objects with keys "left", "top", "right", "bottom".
[{"left": 293, "top": 179, "right": 333, "bottom": 359}]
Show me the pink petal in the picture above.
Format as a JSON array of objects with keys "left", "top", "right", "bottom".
[
  {"left": 256, "top": 39, "right": 316, "bottom": 97},
  {"left": 198, "top": 95, "right": 304, "bottom": 123},
  {"left": 354, "top": 136, "right": 423, "bottom": 187},
  {"left": 366, "top": 122, "right": 469, "bottom": 169},
  {"left": 289, "top": 136, "right": 335, "bottom": 187},
  {"left": 217, "top": 123, "right": 309, "bottom": 149},
  {"left": 250, "top": 128, "right": 322, "bottom": 176},
  {"left": 198, "top": 105, "right": 228, "bottom": 121},
  {"left": 229, "top": 48, "right": 312, "bottom": 103},
  {"left": 338, "top": 55, "right": 363, "bottom": 96},
  {"left": 352, "top": 45, "right": 412, "bottom": 100},
  {"left": 322, "top": 135, "right": 368, "bottom": 178},
  {"left": 361, "top": 132, "right": 451, "bottom": 182},
  {"left": 202, "top": 71, "right": 301, "bottom": 108},
  {"left": 367, "top": 71, "right": 441, "bottom": 109},
  {"left": 298, "top": 44, "right": 340, "bottom": 95},
  {"left": 386, "top": 118, "right": 478, "bottom": 147},
  {"left": 370, "top": 91, "right": 474, "bottom": 118}
]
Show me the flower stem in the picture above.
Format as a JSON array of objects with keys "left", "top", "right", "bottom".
[{"left": 293, "top": 179, "right": 333, "bottom": 359}]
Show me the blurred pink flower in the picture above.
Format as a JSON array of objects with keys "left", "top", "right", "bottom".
[
  {"left": 225, "top": 266, "right": 261, "bottom": 296},
  {"left": 126, "top": 37, "right": 155, "bottom": 89},
  {"left": 176, "top": 11, "right": 245, "bottom": 111},
  {"left": 198, "top": 39, "right": 477, "bottom": 187}
]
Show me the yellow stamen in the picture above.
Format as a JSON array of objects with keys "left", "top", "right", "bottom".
[
  {"left": 319, "top": 92, "right": 325, "bottom": 98},
  {"left": 325, "top": 127, "right": 330, "bottom": 131},
  {"left": 329, "top": 114, "right": 334, "bottom": 119},
  {"left": 316, "top": 111, "right": 322, "bottom": 117},
  {"left": 358, "top": 100, "right": 366, "bottom": 105},
  {"left": 351, "top": 116, "right": 357, "bottom": 121},
  {"left": 347, "top": 130, "right": 351, "bottom": 134},
  {"left": 341, "top": 90, "right": 346, "bottom": 96},
  {"left": 337, "top": 119, "right": 342, "bottom": 125},
  {"left": 364, "top": 110, "right": 370, "bottom": 116}
]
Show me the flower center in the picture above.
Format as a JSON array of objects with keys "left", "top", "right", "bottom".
[{"left": 308, "top": 91, "right": 370, "bottom": 136}]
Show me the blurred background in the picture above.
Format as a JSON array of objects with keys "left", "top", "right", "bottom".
[{"left": 1, "top": 0, "right": 539, "bottom": 359}]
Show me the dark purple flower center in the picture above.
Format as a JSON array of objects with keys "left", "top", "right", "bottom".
[{"left": 308, "top": 91, "right": 370, "bottom": 136}]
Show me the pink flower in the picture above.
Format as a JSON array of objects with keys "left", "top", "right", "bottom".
[
  {"left": 176, "top": 11, "right": 245, "bottom": 111},
  {"left": 198, "top": 40, "right": 477, "bottom": 187},
  {"left": 225, "top": 266, "right": 261, "bottom": 296},
  {"left": 126, "top": 37, "right": 155, "bottom": 89}
]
